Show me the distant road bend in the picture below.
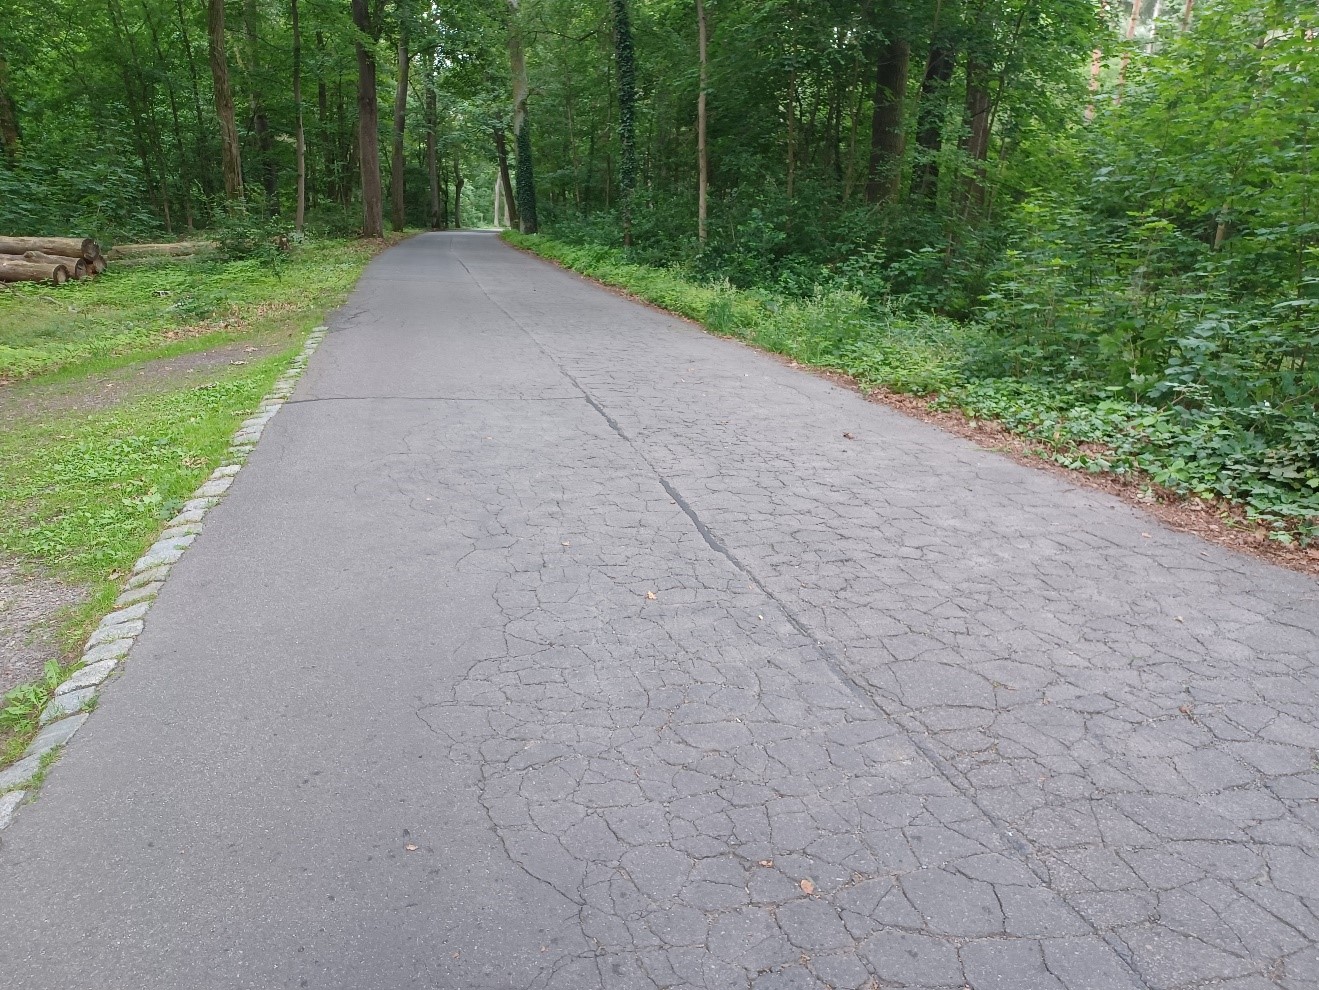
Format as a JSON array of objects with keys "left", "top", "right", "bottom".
[{"left": 2, "top": 231, "right": 1317, "bottom": 990}]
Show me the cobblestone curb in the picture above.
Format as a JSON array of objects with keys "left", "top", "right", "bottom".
[{"left": 0, "top": 327, "right": 328, "bottom": 831}]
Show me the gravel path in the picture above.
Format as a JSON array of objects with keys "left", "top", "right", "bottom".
[{"left": 1, "top": 231, "right": 1316, "bottom": 990}]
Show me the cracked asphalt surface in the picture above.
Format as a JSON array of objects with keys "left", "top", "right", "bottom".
[{"left": 2, "top": 230, "right": 1318, "bottom": 990}]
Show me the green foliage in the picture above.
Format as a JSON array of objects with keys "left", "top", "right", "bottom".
[
  {"left": 0, "top": 659, "right": 76, "bottom": 773},
  {"left": 0, "top": 660, "right": 67, "bottom": 733},
  {"left": 213, "top": 206, "right": 290, "bottom": 267}
]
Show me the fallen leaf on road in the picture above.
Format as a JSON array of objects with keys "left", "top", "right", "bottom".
[
  {"left": 758, "top": 860, "right": 774, "bottom": 868},
  {"left": 645, "top": 591, "right": 657, "bottom": 600},
  {"left": 404, "top": 843, "right": 418, "bottom": 852},
  {"left": 799, "top": 878, "right": 814, "bottom": 894}
]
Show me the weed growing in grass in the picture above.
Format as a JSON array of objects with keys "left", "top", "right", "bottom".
[{"left": 0, "top": 660, "right": 75, "bottom": 772}]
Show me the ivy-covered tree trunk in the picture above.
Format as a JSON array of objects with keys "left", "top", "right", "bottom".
[
  {"left": 390, "top": 30, "right": 409, "bottom": 232},
  {"left": 696, "top": 0, "right": 709, "bottom": 244},
  {"left": 611, "top": 0, "right": 637, "bottom": 247},
  {"left": 351, "top": 0, "right": 383, "bottom": 237},
  {"left": 206, "top": 0, "right": 244, "bottom": 200},
  {"left": 865, "top": 36, "right": 910, "bottom": 204},
  {"left": 505, "top": 0, "right": 538, "bottom": 234}
]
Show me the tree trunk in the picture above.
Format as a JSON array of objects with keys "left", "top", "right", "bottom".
[
  {"left": 106, "top": 241, "right": 216, "bottom": 258},
  {"left": 962, "top": 56, "right": 991, "bottom": 210},
  {"left": 452, "top": 155, "right": 463, "bottom": 229},
  {"left": 0, "top": 236, "right": 99, "bottom": 259},
  {"left": 696, "top": 0, "right": 709, "bottom": 244},
  {"left": 243, "top": 0, "right": 277, "bottom": 209},
  {"left": 786, "top": 65, "right": 796, "bottom": 200},
  {"left": 611, "top": 0, "right": 637, "bottom": 246},
  {"left": 143, "top": 0, "right": 195, "bottom": 228},
  {"left": 317, "top": 31, "right": 333, "bottom": 205},
  {"left": 0, "top": 48, "right": 23, "bottom": 160},
  {"left": 207, "top": 0, "right": 244, "bottom": 200},
  {"left": 390, "top": 30, "right": 409, "bottom": 231},
  {"left": 175, "top": 0, "right": 214, "bottom": 199},
  {"left": 11, "top": 252, "right": 89, "bottom": 278},
  {"left": 492, "top": 127, "right": 520, "bottom": 228},
  {"left": 426, "top": 69, "right": 441, "bottom": 229},
  {"left": 914, "top": 39, "right": 955, "bottom": 196},
  {"left": 352, "top": 0, "right": 384, "bottom": 237},
  {"left": 292, "top": 0, "right": 306, "bottom": 232},
  {"left": 506, "top": 0, "right": 538, "bottom": 233},
  {"left": 865, "top": 37, "right": 910, "bottom": 204},
  {"left": 0, "top": 260, "right": 69, "bottom": 284}
]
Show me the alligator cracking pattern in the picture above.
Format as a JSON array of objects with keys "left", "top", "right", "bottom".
[{"left": 381, "top": 241, "right": 1319, "bottom": 990}]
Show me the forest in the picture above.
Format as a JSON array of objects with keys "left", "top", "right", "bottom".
[{"left": 1, "top": 0, "right": 1316, "bottom": 543}]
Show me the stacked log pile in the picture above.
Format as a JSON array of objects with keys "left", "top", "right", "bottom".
[
  {"left": 0, "top": 236, "right": 100, "bottom": 285},
  {"left": 0, "top": 237, "right": 218, "bottom": 285}
]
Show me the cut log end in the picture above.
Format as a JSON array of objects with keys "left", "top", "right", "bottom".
[{"left": 0, "top": 259, "right": 69, "bottom": 285}]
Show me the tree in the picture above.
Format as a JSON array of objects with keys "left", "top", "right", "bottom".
[
  {"left": 206, "top": 0, "right": 244, "bottom": 200},
  {"left": 242, "top": 0, "right": 277, "bottom": 209},
  {"left": 291, "top": 0, "right": 306, "bottom": 232},
  {"left": 352, "top": 0, "right": 383, "bottom": 237},
  {"left": 611, "top": 0, "right": 637, "bottom": 246},
  {"left": 696, "top": 0, "right": 709, "bottom": 243},
  {"left": 390, "top": 26, "right": 409, "bottom": 232},
  {"left": 0, "top": 44, "right": 23, "bottom": 160},
  {"left": 865, "top": 35, "right": 910, "bottom": 204},
  {"left": 506, "top": 0, "right": 538, "bottom": 233}
]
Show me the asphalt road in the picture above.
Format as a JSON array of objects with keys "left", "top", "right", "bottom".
[{"left": 2, "top": 231, "right": 1317, "bottom": 990}]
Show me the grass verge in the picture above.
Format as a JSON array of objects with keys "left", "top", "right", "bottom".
[
  {"left": 0, "top": 238, "right": 382, "bottom": 383},
  {"left": 505, "top": 231, "right": 1319, "bottom": 564}
]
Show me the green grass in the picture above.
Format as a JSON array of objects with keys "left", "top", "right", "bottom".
[
  {"left": 0, "top": 660, "right": 74, "bottom": 776},
  {"left": 0, "top": 352, "right": 291, "bottom": 580},
  {"left": 0, "top": 238, "right": 378, "bottom": 382},
  {"left": 506, "top": 231, "right": 1318, "bottom": 543}
]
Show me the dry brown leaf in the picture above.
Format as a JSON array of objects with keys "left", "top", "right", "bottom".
[
  {"left": 799, "top": 878, "right": 815, "bottom": 894},
  {"left": 646, "top": 591, "right": 657, "bottom": 600},
  {"left": 758, "top": 860, "right": 774, "bottom": 868},
  {"left": 404, "top": 843, "right": 418, "bottom": 852}
]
